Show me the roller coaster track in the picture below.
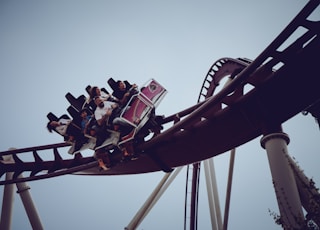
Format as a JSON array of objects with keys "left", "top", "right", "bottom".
[
  {"left": 183, "top": 56, "right": 252, "bottom": 230},
  {"left": 0, "top": 1, "right": 320, "bottom": 203},
  {"left": 0, "top": 143, "right": 98, "bottom": 185}
]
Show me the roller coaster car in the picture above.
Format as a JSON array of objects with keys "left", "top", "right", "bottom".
[
  {"left": 64, "top": 78, "right": 166, "bottom": 155},
  {"left": 96, "top": 78, "right": 167, "bottom": 150}
]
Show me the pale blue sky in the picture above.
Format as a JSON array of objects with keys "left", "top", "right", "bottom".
[{"left": 0, "top": 0, "right": 319, "bottom": 229}]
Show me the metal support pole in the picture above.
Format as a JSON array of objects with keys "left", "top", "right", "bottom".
[
  {"left": 125, "top": 167, "right": 183, "bottom": 230},
  {"left": 189, "top": 163, "right": 200, "bottom": 230},
  {"left": 223, "top": 148, "right": 236, "bottom": 230},
  {"left": 16, "top": 174, "right": 44, "bottom": 230},
  {"left": 260, "top": 132, "right": 304, "bottom": 229},
  {"left": 203, "top": 158, "right": 222, "bottom": 230},
  {"left": 141, "top": 166, "right": 183, "bottom": 221},
  {"left": 0, "top": 171, "right": 15, "bottom": 230},
  {"left": 203, "top": 160, "right": 217, "bottom": 230},
  {"left": 0, "top": 151, "right": 44, "bottom": 230},
  {"left": 208, "top": 159, "right": 222, "bottom": 230}
]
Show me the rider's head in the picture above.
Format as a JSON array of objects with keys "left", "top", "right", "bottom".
[{"left": 117, "top": 81, "right": 126, "bottom": 91}]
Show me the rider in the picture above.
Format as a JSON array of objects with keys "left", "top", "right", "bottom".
[
  {"left": 46, "top": 115, "right": 87, "bottom": 153},
  {"left": 112, "top": 80, "right": 138, "bottom": 107},
  {"left": 93, "top": 96, "right": 119, "bottom": 146}
]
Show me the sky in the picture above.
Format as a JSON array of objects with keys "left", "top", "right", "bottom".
[{"left": 0, "top": 0, "right": 319, "bottom": 229}]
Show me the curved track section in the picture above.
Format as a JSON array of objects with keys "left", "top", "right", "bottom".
[
  {"left": 0, "top": 0, "right": 320, "bottom": 185},
  {"left": 184, "top": 58, "right": 251, "bottom": 229},
  {"left": 183, "top": 57, "right": 252, "bottom": 230},
  {"left": 133, "top": 0, "right": 320, "bottom": 173}
]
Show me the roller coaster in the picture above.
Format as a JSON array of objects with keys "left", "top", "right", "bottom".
[{"left": 1, "top": 0, "right": 320, "bottom": 229}]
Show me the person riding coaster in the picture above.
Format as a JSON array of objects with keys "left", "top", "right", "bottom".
[
  {"left": 92, "top": 78, "right": 167, "bottom": 170},
  {"left": 50, "top": 78, "right": 167, "bottom": 170}
]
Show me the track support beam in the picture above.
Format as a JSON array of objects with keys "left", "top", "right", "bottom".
[
  {"left": 261, "top": 132, "right": 304, "bottom": 229},
  {"left": 0, "top": 171, "right": 15, "bottom": 230},
  {"left": 0, "top": 153, "right": 44, "bottom": 230},
  {"left": 125, "top": 167, "right": 183, "bottom": 230}
]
